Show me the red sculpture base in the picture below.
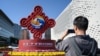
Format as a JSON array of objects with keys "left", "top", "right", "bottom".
[
  {"left": 17, "top": 39, "right": 56, "bottom": 51},
  {"left": 7, "top": 39, "right": 65, "bottom": 56}
]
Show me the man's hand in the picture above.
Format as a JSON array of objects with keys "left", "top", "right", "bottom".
[{"left": 60, "top": 30, "right": 69, "bottom": 40}]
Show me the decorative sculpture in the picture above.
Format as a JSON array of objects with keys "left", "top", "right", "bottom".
[{"left": 20, "top": 6, "right": 55, "bottom": 39}]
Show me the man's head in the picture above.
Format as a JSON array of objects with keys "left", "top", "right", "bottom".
[{"left": 73, "top": 16, "right": 88, "bottom": 34}]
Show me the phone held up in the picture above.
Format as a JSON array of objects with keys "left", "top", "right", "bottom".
[{"left": 68, "top": 29, "right": 75, "bottom": 33}]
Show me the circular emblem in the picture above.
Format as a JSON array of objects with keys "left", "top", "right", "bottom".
[{"left": 31, "top": 16, "right": 45, "bottom": 29}]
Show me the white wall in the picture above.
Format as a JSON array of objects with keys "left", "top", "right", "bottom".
[{"left": 51, "top": 0, "right": 100, "bottom": 48}]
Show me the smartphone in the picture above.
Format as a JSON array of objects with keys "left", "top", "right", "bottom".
[{"left": 68, "top": 29, "right": 75, "bottom": 33}]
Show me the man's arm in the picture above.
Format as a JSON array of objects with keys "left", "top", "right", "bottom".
[
  {"left": 56, "top": 38, "right": 70, "bottom": 53},
  {"left": 56, "top": 30, "right": 70, "bottom": 52}
]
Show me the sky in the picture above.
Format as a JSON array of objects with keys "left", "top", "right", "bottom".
[{"left": 0, "top": 0, "right": 71, "bottom": 25}]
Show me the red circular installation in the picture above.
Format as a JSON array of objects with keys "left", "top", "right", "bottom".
[
  {"left": 48, "top": 19, "right": 56, "bottom": 28},
  {"left": 34, "top": 5, "right": 42, "bottom": 13},
  {"left": 20, "top": 6, "right": 56, "bottom": 39},
  {"left": 34, "top": 32, "right": 42, "bottom": 39},
  {"left": 20, "top": 18, "right": 27, "bottom": 27}
]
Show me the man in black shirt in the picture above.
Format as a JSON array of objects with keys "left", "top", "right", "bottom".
[{"left": 56, "top": 16, "right": 98, "bottom": 56}]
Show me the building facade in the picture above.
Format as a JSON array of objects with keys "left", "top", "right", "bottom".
[
  {"left": 44, "top": 28, "right": 51, "bottom": 39},
  {"left": 13, "top": 24, "right": 21, "bottom": 39},
  {"left": 51, "top": 0, "right": 100, "bottom": 47},
  {"left": 0, "top": 9, "right": 14, "bottom": 38},
  {"left": 0, "top": 9, "right": 22, "bottom": 46}
]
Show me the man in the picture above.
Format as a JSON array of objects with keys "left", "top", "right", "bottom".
[{"left": 56, "top": 16, "right": 98, "bottom": 56}]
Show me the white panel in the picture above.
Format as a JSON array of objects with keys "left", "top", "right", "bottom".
[{"left": 51, "top": 0, "right": 100, "bottom": 48}]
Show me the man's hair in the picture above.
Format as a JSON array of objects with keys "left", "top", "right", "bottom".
[{"left": 73, "top": 16, "right": 88, "bottom": 31}]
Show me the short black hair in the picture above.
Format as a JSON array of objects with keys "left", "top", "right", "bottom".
[{"left": 73, "top": 16, "right": 88, "bottom": 31}]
